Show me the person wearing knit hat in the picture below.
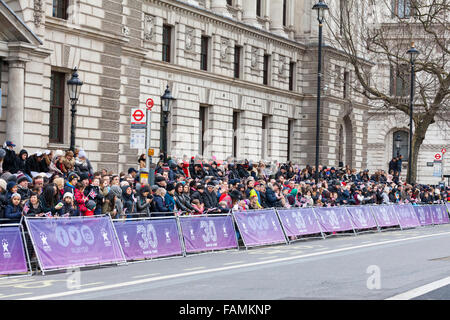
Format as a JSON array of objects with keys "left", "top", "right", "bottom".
[
  {"left": 17, "top": 175, "right": 31, "bottom": 203},
  {"left": 0, "top": 172, "right": 12, "bottom": 182},
  {"left": 63, "top": 192, "right": 73, "bottom": 200},
  {"left": 58, "top": 192, "right": 78, "bottom": 217},
  {"left": 6, "top": 181, "right": 18, "bottom": 199},
  {"left": 5, "top": 192, "right": 22, "bottom": 222}
]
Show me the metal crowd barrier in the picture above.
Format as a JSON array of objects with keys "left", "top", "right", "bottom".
[{"left": 0, "top": 203, "right": 448, "bottom": 276}]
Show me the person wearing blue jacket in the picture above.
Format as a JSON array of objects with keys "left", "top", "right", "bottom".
[
  {"left": 154, "top": 188, "right": 170, "bottom": 213},
  {"left": 265, "top": 183, "right": 282, "bottom": 208},
  {"left": 164, "top": 183, "right": 177, "bottom": 212},
  {"left": 5, "top": 193, "right": 23, "bottom": 222}
]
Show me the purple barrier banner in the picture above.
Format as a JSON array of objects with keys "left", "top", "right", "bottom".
[
  {"left": 413, "top": 206, "right": 433, "bottom": 226},
  {"left": 276, "top": 208, "right": 322, "bottom": 237},
  {"left": 346, "top": 206, "right": 378, "bottom": 230},
  {"left": 0, "top": 226, "right": 28, "bottom": 275},
  {"left": 26, "top": 216, "right": 126, "bottom": 271},
  {"left": 394, "top": 205, "right": 421, "bottom": 229},
  {"left": 314, "top": 207, "right": 354, "bottom": 233},
  {"left": 113, "top": 218, "right": 183, "bottom": 261},
  {"left": 233, "top": 209, "right": 286, "bottom": 247},
  {"left": 446, "top": 203, "right": 450, "bottom": 213},
  {"left": 179, "top": 215, "right": 238, "bottom": 253},
  {"left": 430, "top": 205, "right": 450, "bottom": 225},
  {"left": 369, "top": 205, "right": 399, "bottom": 227}
]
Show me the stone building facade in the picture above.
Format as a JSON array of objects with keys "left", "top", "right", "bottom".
[{"left": 0, "top": 0, "right": 447, "bottom": 183}]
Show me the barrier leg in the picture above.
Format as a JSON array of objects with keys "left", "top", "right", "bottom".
[{"left": 176, "top": 216, "right": 187, "bottom": 257}]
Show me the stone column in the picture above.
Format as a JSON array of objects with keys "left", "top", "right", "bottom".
[
  {"left": 6, "top": 60, "right": 25, "bottom": 150},
  {"left": 210, "top": 0, "right": 232, "bottom": 18},
  {"left": 242, "top": 0, "right": 258, "bottom": 27},
  {"left": 270, "top": 0, "right": 287, "bottom": 37}
]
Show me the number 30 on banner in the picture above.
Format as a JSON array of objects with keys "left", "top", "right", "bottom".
[
  {"left": 201, "top": 220, "right": 217, "bottom": 243},
  {"left": 137, "top": 224, "right": 158, "bottom": 250}
]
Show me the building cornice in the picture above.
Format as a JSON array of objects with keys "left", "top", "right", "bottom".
[
  {"left": 45, "top": 17, "right": 129, "bottom": 46},
  {"left": 147, "top": 0, "right": 307, "bottom": 53}
]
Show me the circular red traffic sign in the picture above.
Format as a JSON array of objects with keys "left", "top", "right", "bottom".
[
  {"left": 132, "top": 109, "right": 145, "bottom": 122},
  {"left": 435, "top": 153, "right": 442, "bottom": 160},
  {"left": 146, "top": 98, "right": 154, "bottom": 110},
  {"left": 442, "top": 148, "right": 447, "bottom": 154}
]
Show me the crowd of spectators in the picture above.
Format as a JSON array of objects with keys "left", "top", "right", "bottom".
[{"left": 0, "top": 140, "right": 449, "bottom": 223}]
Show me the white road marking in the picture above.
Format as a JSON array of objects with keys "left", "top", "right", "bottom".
[
  {"left": 183, "top": 267, "right": 206, "bottom": 271},
  {"left": 22, "top": 231, "right": 450, "bottom": 300},
  {"left": 386, "top": 276, "right": 450, "bottom": 300},
  {"left": 132, "top": 273, "right": 161, "bottom": 279}
]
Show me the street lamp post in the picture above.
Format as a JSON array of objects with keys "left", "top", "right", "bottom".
[
  {"left": 312, "top": 1, "right": 329, "bottom": 184},
  {"left": 406, "top": 43, "right": 419, "bottom": 184},
  {"left": 160, "top": 85, "right": 176, "bottom": 164},
  {"left": 67, "top": 67, "right": 83, "bottom": 152}
]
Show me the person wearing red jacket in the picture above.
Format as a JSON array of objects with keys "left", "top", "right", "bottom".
[{"left": 74, "top": 182, "right": 88, "bottom": 216}]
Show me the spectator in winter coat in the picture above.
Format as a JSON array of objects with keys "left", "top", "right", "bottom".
[
  {"left": 153, "top": 188, "right": 170, "bottom": 213},
  {"left": 204, "top": 182, "right": 219, "bottom": 209},
  {"left": 58, "top": 193, "right": 79, "bottom": 217},
  {"left": 73, "top": 182, "right": 88, "bottom": 216},
  {"left": 39, "top": 183, "right": 62, "bottom": 216},
  {"left": 5, "top": 193, "right": 22, "bottom": 222},
  {"left": 190, "top": 184, "right": 205, "bottom": 204},
  {"left": 136, "top": 185, "right": 152, "bottom": 216},
  {"left": 17, "top": 175, "right": 31, "bottom": 204},
  {"left": 85, "top": 177, "right": 104, "bottom": 215},
  {"left": 164, "top": 183, "right": 176, "bottom": 212},
  {"left": 75, "top": 149, "right": 94, "bottom": 177},
  {"left": 2, "top": 141, "right": 17, "bottom": 173},
  {"left": 396, "top": 155, "right": 403, "bottom": 174},
  {"left": 103, "top": 192, "right": 118, "bottom": 218},
  {"left": 174, "top": 183, "right": 194, "bottom": 213},
  {"left": 62, "top": 151, "right": 76, "bottom": 174},
  {"left": 265, "top": 184, "right": 282, "bottom": 208},
  {"left": 25, "top": 152, "right": 44, "bottom": 177},
  {"left": 189, "top": 160, "right": 206, "bottom": 180},
  {"left": 22, "top": 192, "right": 44, "bottom": 217},
  {"left": 121, "top": 185, "right": 135, "bottom": 216},
  {"left": 13, "top": 149, "right": 28, "bottom": 175},
  {"left": 6, "top": 181, "right": 18, "bottom": 201},
  {"left": 109, "top": 185, "right": 124, "bottom": 217},
  {"left": 64, "top": 172, "right": 79, "bottom": 194}
]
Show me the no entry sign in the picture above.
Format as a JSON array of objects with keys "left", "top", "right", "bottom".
[
  {"left": 435, "top": 153, "right": 442, "bottom": 161},
  {"left": 146, "top": 98, "right": 154, "bottom": 110}
]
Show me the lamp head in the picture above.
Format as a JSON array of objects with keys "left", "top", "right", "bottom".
[
  {"left": 67, "top": 67, "right": 83, "bottom": 105},
  {"left": 406, "top": 42, "right": 419, "bottom": 64},
  {"left": 161, "top": 85, "right": 175, "bottom": 113},
  {"left": 312, "top": 1, "right": 329, "bottom": 23}
]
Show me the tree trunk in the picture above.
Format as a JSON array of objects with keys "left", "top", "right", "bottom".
[{"left": 407, "top": 118, "right": 430, "bottom": 184}]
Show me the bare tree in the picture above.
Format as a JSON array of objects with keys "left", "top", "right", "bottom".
[{"left": 326, "top": 0, "right": 449, "bottom": 183}]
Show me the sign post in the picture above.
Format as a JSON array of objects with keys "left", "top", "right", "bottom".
[{"left": 145, "top": 99, "right": 155, "bottom": 186}]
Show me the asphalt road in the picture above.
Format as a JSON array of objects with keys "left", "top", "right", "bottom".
[{"left": 2, "top": 224, "right": 450, "bottom": 300}]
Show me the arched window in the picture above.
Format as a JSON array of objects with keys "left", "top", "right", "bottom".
[{"left": 393, "top": 130, "right": 409, "bottom": 161}]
